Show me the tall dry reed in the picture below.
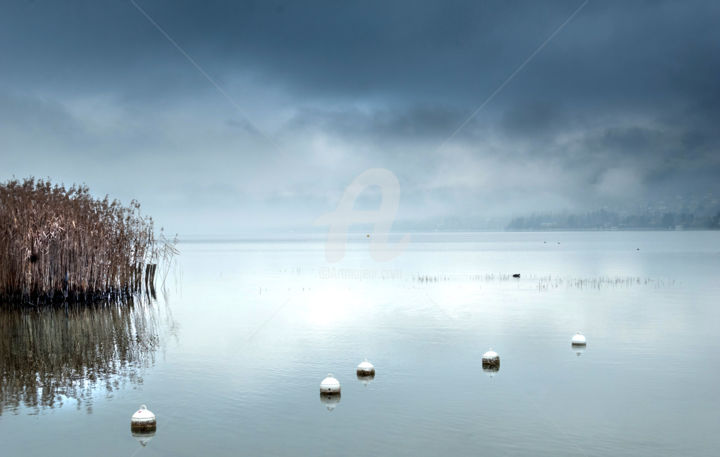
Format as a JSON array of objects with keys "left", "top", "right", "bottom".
[{"left": 0, "top": 178, "right": 175, "bottom": 306}]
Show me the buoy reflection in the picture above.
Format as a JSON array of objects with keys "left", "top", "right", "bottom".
[
  {"left": 319, "top": 392, "right": 341, "bottom": 411},
  {"left": 357, "top": 372, "right": 375, "bottom": 386},
  {"left": 132, "top": 430, "right": 156, "bottom": 447},
  {"left": 482, "top": 364, "right": 500, "bottom": 377}
]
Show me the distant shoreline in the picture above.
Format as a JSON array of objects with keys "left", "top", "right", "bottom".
[{"left": 174, "top": 228, "right": 720, "bottom": 243}]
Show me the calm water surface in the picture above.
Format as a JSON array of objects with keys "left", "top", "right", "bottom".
[{"left": 1, "top": 232, "right": 719, "bottom": 456}]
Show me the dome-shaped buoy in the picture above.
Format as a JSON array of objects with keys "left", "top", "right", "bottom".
[
  {"left": 482, "top": 349, "right": 500, "bottom": 368},
  {"left": 356, "top": 359, "right": 375, "bottom": 376},
  {"left": 130, "top": 404, "right": 156, "bottom": 432},
  {"left": 571, "top": 332, "right": 587, "bottom": 346},
  {"left": 320, "top": 374, "right": 341, "bottom": 394},
  {"left": 320, "top": 392, "right": 341, "bottom": 411}
]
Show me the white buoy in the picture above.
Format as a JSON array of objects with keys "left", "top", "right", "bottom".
[
  {"left": 356, "top": 359, "right": 375, "bottom": 376},
  {"left": 320, "top": 374, "right": 341, "bottom": 394},
  {"left": 571, "top": 332, "right": 587, "bottom": 346},
  {"left": 482, "top": 349, "right": 500, "bottom": 367},
  {"left": 130, "top": 404, "right": 156, "bottom": 432}
]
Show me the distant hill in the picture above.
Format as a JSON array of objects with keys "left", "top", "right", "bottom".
[{"left": 506, "top": 209, "right": 720, "bottom": 231}]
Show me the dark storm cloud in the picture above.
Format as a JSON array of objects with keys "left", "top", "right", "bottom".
[
  {"left": 4, "top": 0, "right": 715, "bottom": 105},
  {"left": 1, "top": 0, "right": 719, "bottom": 232},
  {"left": 281, "top": 105, "right": 466, "bottom": 142}
]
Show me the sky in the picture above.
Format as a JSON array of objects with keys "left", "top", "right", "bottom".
[{"left": 1, "top": 0, "right": 719, "bottom": 235}]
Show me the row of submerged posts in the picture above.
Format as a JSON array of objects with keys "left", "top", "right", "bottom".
[{"left": 130, "top": 334, "right": 588, "bottom": 444}]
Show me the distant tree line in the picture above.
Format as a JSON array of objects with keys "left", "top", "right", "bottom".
[{"left": 506, "top": 209, "right": 720, "bottom": 231}]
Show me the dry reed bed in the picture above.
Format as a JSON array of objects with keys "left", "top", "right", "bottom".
[{"left": 0, "top": 178, "right": 175, "bottom": 306}]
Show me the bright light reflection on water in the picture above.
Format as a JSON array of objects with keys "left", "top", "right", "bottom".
[{"left": 1, "top": 231, "right": 719, "bottom": 457}]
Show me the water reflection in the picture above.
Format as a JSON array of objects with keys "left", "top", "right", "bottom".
[
  {"left": 0, "top": 300, "right": 162, "bottom": 414},
  {"left": 132, "top": 430, "right": 156, "bottom": 447},
  {"left": 319, "top": 393, "right": 341, "bottom": 411},
  {"left": 356, "top": 373, "right": 375, "bottom": 386}
]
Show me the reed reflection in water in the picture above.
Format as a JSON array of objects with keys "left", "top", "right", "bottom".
[{"left": 0, "top": 300, "right": 163, "bottom": 414}]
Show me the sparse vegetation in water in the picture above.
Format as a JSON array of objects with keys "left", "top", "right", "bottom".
[
  {"left": 535, "top": 275, "right": 675, "bottom": 290},
  {"left": 0, "top": 178, "right": 177, "bottom": 306},
  {"left": 412, "top": 273, "right": 674, "bottom": 289}
]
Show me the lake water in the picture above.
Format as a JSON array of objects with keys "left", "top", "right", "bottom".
[{"left": 1, "top": 231, "right": 719, "bottom": 456}]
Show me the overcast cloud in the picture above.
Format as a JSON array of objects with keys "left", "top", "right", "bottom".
[{"left": 1, "top": 0, "right": 719, "bottom": 234}]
